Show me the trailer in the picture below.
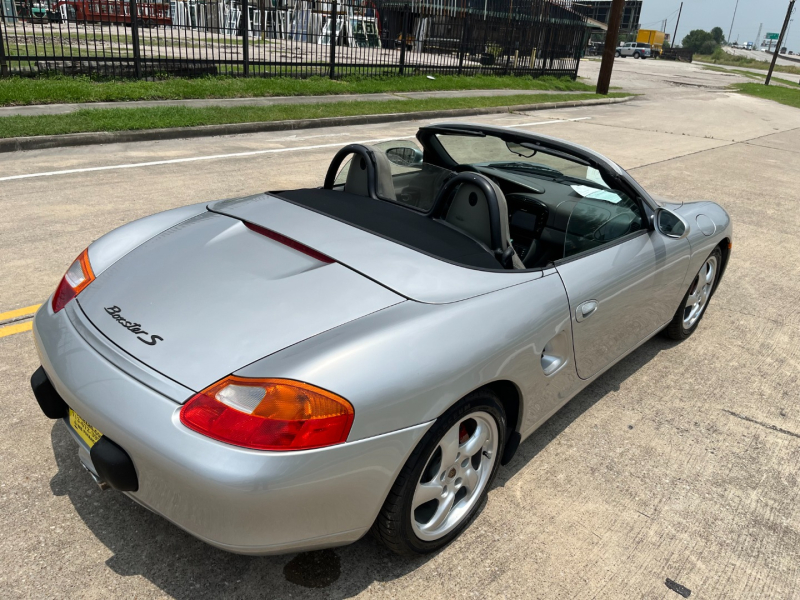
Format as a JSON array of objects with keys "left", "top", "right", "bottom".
[
  {"left": 637, "top": 29, "right": 665, "bottom": 56},
  {"left": 56, "top": 0, "right": 172, "bottom": 26}
]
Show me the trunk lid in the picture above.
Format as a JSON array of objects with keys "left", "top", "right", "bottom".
[
  {"left": 78, "top": 211, "right": 403, "bottom": 392},
  {"left": 210, "top": 193, "right": 542, "bottom": 304}
]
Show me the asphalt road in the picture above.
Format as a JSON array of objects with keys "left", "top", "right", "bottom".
[
  {"left": 725, "top": 46, "right": 799, "bottom": 67},
  {"left": 2, "top": 59, "right": 800, "bottom": 599}
]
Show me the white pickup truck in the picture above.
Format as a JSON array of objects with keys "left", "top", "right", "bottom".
[{"left": 616, "top": 42, "right": 652, "bottom": 59}]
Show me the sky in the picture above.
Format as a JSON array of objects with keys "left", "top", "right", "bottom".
[{"left": 638, "top": 0, "right": 799, "bottom": 52}]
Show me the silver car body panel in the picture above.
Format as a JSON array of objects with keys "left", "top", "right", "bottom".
[
  {"left": 676, "top": 201, "right": 733, "bottom": 286},
  {"left": 78, "top": 211, "right": 404, "bottom": 392},
  {"left": 556, "top": 231, "right": 691, "bottom": 379},
  {"left": 210, "top": 193, "right": 543, "bottom": 304},
  {"left": 34, "top": 303, "right": 432, "bottom": 555},
  {"left": 236, "top": 271, "right": 578, "bottom": 441},
  {"left": 68, "top": 300, "right": 194, "bottom": 402},
  {"left": 88, "top": 202, "right": 208, "bottom": 276}
]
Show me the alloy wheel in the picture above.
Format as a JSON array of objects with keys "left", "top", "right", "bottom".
[
  {"left": 410, "top": 411, "right": 498, "bottom": 541},
  {"left": 683, "top": 255, "right": 718, "bottom": 329}
]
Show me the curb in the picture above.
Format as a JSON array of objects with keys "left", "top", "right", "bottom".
[{"left": 0, "top": 96, "right": 633, "bottom": 153}]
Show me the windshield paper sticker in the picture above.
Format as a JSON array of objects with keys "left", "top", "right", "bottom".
[{"left": 571, "top": 185, "right": 623, "bottom": 204}]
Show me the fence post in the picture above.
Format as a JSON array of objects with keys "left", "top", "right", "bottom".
[
  {"left": 0, "top": 13, "right": 8, "bottom": 78},
  {"left": 398, "top": 6, "right": 408, "bottom": 75},
  {"left": 542, "top": 29, "right": 552, "bottom": 75},
  {"left": 457, "top": 17, "right": 467, "bottom": 75},
  {"left": 328, "top": 0, "right": 337, "bottom": 79},
  {"left": 241, "top": 0, "right": 249, "bottom": 76},
  {"left": 129, "top": 0, "right": 142, "bottom": 79}
]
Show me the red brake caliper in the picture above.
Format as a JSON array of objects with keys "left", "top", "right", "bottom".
[{"left": 459, "top": 423, "right": 469, "bottom": 445}]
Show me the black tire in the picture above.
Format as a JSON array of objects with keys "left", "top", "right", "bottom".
[
  {"left": 372, "top": 388, "right": 507, "bottom": 555},
  {"left": 633, "top": 52, "right": 641, "bottom": 59},
  {"left": 663, "top": 246, "right": 723, "bottom": 341},
  {"left": 615, "top": 50, "right": 621, "bottom": 57}
]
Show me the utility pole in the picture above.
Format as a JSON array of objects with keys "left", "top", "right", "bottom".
[
  {"left": 766, "top": 0, "right": 795, "bottom": 85},
  {"left": 672, "top": 2, "right": 683, "bottom": 47},
  {"left": 596, "top": 0, "right": 625, "bottom": 95},
  {"left": 728, "top": 0, "right": 739, "bottom": 44},
  {"left": 755, "top": 23, "right": 762, "bottom": 49}
]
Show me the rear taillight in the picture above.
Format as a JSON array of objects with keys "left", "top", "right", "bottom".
[
  {"left": 52, "top": 249, "right": 95, "bottom": 313},
  {"left": 180, "top": 377, "right": 354, "bottom": 451}
]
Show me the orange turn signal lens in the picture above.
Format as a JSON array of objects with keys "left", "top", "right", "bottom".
[
  {"left": 52, "top": 249, "right": 95, "bottom": 313},
  {"left": 180, "top": 377, "right": 355, "bottom": 451}
]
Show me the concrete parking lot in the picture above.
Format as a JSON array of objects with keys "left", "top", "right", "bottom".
[{"left": 1, "top": 58, "right": 799, "bottom": 599}]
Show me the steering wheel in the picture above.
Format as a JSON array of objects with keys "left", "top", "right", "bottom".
[{"left": 454, "top": 164, "right": 482, "bottom": 175}]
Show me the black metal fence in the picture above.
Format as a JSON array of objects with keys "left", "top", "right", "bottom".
[{"left": 0, "top": 0, "right": 588, "bottom": 79}]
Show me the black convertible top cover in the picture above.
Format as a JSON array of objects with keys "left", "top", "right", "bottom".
[{"left": 277, "top": 188, "right": 501, "bottom": 269}]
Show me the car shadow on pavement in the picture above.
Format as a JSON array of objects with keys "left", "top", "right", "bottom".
[{"left": 48, "top": 335, "right": 674, "bottom": 599}]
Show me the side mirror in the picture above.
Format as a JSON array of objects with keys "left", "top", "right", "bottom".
[
  {"left": 386, "top": 147, "right": 423, "bottom": 166},
  {"left": 655, "top": 207, "right": 690, "bottom": 239}
]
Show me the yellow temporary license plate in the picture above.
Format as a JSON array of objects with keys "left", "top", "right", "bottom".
[{"left": 69, "top": 408, "right": 103, "bottom": 448}]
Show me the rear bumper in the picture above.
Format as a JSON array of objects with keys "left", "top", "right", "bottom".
[{"left": 32, "top": 300, "right": 431, "bottom": 555}]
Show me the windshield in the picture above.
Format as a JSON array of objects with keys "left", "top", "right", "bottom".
[{"left": 435, "top": 132, "right": 609, "bottom": 188}]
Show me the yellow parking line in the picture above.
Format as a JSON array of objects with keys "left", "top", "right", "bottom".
[
  {"left": 0, "top": 321, "right": 33, "bottom": 339},
  {"left": 0, "top": 304, "right": 41, "bottom": 321}
]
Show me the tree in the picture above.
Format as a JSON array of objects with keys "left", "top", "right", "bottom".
[
  {"left": 700, "top": 40, "right": 718, "bottom": 54},
  {"left": 710, "top": 27, "right": 725, "bottom": 45},
  {"left": 682, "top": 29, "right": 716, "bottom": 53}
]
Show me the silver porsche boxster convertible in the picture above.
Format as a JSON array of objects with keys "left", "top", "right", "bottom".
[{"left": 31, "top": 123, "right": 731, "bottom": 556}]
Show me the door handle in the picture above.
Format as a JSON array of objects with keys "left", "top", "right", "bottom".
[{"left": 575, "top": 300, "right": 598, "bottom": 322}]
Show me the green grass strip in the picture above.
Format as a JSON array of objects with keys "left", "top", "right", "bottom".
[
  {"left": 0, "top": 74, "right": 594, "bottom": 107},
  {"left": 733, "top": 83, "right": 800, "bottom": 109},
  {"left": 0, "top": 93, "right": 628, "bottom": 139}
]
